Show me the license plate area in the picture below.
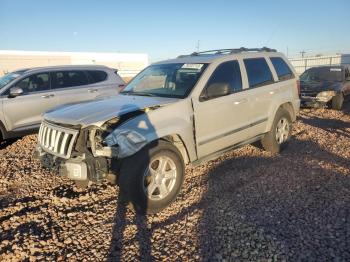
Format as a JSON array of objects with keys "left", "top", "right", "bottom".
[{"left": 60, "top": 161, "right": 88, "bottom": 181}]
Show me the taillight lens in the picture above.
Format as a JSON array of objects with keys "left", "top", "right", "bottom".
[{"left": 296, "top": 80, "right": 300, "bottom": 96}]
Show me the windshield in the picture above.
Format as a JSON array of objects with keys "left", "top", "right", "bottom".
[
  {"left": 0, "top": 71, "right": 25, "bottom": 90},
  {"left": 300, "top": 67, "right": 343, "bottom": 82},
  {"left": 121, "top": 63, "right": 208, "bottom": 98}
]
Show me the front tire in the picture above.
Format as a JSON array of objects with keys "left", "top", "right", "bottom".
[
  {"left": 331, "top": 93, "right": 344, "bottom": 110},
  {"left": 261, "top": 108, "right": 292, "bottom": 154},
  {"left": 118, "top": 140, "right": 184, "bottom": 214}
]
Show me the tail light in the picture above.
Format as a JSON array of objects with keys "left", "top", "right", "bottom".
[
  {"left": 296, "top": 80, "right": 300, "bottom": 96},
  {"left": 118, "top": 84, "right": 125, "bottom": 91}
]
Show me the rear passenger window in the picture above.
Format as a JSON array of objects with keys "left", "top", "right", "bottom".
[
  {"left": 86, "top": 70, "right": 107, "bottom": 84},
  {"left": 52, "top": 71, "right": 89, "bottom": 89},
  {"left": 206, "top": 60, "right": 242, "bottom": 93},
  {"left": 270, "top": 57, "right": 294, "bottom": 81},
  {"left": 244, "top": 58, "right": 273, "bottom": 88}
]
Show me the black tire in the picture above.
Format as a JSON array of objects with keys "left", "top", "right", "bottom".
[
  {"left": 118, "top": 140, "right": 185, "bottom": 214},
  {"left": 331, "top": 93, "right": 344, "bottom": 110},
  {"left": 261, "top": 108, "right": 292, "bottom": 154}
]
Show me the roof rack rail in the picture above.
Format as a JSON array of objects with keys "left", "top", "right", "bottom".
[{"left": 177, "top": 47, "right": 277, "bottom": 58}]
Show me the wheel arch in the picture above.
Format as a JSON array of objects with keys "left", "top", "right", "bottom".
[
  {"left": 266, "top": 102, "right": 296, "bottom": 132},
  {"left": 158, "top": 134, "right": 190, "bottom": 165}
]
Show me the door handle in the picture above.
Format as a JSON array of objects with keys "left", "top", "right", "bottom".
[
  {"left": 234, "top": 98, "right": 247, "bottom": 105},
  {"left": 41, "top": 94, "right": 54, "bottom": 98},
  {"left": 88, "top": 88, "right": 98, "bottom": 93}
]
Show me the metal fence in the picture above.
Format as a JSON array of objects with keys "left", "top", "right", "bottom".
[{"left": 289, "top": 54, "right": 350, "bottom": 75}]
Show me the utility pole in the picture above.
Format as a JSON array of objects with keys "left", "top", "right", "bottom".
[
  {"left": 196, "top": 40, "right": 200, "bottom": 52},
  {"left": 300, "top": 50, "right": 306, "bottom": 58}
]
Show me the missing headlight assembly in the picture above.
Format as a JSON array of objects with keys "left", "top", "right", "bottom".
[{"left": 89, "top": 109, "right": 149, "bottom": 159}]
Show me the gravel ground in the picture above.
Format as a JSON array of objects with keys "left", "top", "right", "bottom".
[{"left": 0, "top": 102, "right": 349, "bottom": 262}]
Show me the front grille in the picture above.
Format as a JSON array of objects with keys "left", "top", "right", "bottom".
[{"left": 38, "top": 121, "right": 79, "bottom": 159}]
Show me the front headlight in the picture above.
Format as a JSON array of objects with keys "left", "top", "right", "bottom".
[
  {"left": 316, "top": 91, "right": 336, "bottom": 98},
  {"left": 104, "top": 130, "right": 147, "bottom": 158}
]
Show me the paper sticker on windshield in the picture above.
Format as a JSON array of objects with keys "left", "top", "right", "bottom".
[
  {"left": 181, "top": 64, "right": 204, "bottom": 70},
  {"left": 330, "top": 68, "right": 342, "bottom": 72}
]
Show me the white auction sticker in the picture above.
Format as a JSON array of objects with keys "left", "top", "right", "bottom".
[
  {"left": 330, "top": 68, "right": 342, "bottom": 72},
  {"left": 181, "top": 64, "right": 204, "bottom": 70}
]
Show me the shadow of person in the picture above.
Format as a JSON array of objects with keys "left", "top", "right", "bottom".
[{"left": 108, "top": 104, "right": 156, "bottom": 261}]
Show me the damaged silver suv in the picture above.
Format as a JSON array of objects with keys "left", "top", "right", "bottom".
[{"left": 36, "top": 48, "right": 300, "bottom": 214}]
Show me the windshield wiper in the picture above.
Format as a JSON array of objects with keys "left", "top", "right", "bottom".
[{"left": 120, "top": 91, "right": 157, "bottom": 97}]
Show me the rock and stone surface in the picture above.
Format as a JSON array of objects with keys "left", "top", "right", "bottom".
[{"left": 0, "top": 104, "right": 349, "bottom": 261}]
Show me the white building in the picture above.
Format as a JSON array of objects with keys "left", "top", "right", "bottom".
[{"left": 0, "top": 50, "right": 149, "bottom": 80}]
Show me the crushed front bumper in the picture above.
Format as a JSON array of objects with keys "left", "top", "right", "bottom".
[
  {"left": 300, "top": 96, "right": 333, "bottom": 108},
  {"left": 34, "top": 146, "right": 109, "bottom": 182}
]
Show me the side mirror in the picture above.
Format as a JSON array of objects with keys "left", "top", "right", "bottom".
[
  {"left": 9, "top": 87, "right": 24, "bottom": 98},
  {"left": 201, "top": 83, "right": 231, "bottom": 101}
]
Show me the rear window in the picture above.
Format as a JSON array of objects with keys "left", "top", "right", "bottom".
[
  {"left": 244, "top": 58, "right": 274, "bottom": 88},
  {"left": 52, "top": 71, "right": 89, "bottom": 89},
  {"left": 86, "top": 70, "right": 108, "bottom": 84},
  {"left": 270, "top": 57, "right": 294, "bottom": 81}
]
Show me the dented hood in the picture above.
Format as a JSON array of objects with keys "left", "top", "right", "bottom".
[{"left": 43, "top": 95, "right": 178, "bottom": 127}]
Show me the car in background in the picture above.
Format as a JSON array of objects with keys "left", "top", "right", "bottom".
[
  {"left": 300, "top": 65, "right": 350, "bottom": 110},
  {"left": 0, "top": 65, "right": 125, "bottom": 142}
]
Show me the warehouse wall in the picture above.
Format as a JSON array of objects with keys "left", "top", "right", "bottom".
[{"left": 0, "top": 50, "right": 148, "bottom": 77}]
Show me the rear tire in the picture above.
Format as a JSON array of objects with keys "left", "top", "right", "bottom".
[
  {"left": 331, "top": 93, "right": 344, "bottom": 110},
  {"left": 261, "top": 108, "right": 292, "bottom": 154},
  {"left": 118, "top": 140, "right": 184, "bottom": 214}
]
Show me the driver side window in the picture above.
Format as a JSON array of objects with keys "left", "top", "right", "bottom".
[
  {"left": 15, "top": 73, "right": 50, "bottom": 94},
  {"left": 201, "top": 60, "right": 242, "bottom": 101}
]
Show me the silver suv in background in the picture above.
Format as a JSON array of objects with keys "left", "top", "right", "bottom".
[
  {"left": 36, "top": 48, "right": 300, "bottom": 214},
  {"left": 0, "top": 65, "right": 125, "bottom": 142}
]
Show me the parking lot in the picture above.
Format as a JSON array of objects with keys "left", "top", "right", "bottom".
[{"left": 0, "top": 102, "right": 348, "bottom": 261}]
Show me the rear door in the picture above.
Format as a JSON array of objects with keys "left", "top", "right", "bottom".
[
  {"left": 51, "top": 70, "right": 99, "bottom": 106},
  {"left": 193, "top": 60, "right": 252, "bottom": 158},
  {"left": 2, "top": 72, "right": 58, "bottom": 131},
  {"left": 241, "top": 57, "right": 276, "bottom": 136},
  {"left": 85, "top": 70, "right": 122, "bottom": 96}
]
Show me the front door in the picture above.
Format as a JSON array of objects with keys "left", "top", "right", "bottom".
[
  {"left": 2, "top": 72, "right": 58, "bottom": 131},
  {"left": 192, "top": 60, "right": 252, "bottom": 158}
]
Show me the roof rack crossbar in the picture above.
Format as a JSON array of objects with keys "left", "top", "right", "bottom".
[{"left": 182, "top": 47, "right": 276, "bottom": 57}]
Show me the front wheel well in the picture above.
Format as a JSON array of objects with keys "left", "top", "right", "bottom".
[{"left": 159, "top": 134, "right": 190, "bottom": 164}]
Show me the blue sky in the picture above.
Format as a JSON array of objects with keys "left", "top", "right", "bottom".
[{"left": 0, "top": 0, "right": 349, "bottom": 62}]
